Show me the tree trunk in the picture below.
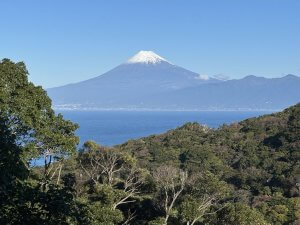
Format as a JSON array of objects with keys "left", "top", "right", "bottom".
[
  {"left": 56, "top": 164, "right": 63, "bottom": 185},
  {"left": 164, "top": 214, "right": 169, "bottom": 225}
]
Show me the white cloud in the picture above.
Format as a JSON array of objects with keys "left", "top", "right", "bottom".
[{"left": 195, "top": 74, "right": 210, "bottom": 80}]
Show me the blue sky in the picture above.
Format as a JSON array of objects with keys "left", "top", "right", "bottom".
[{"left": 1, "top": 0, "right": 300, "bottom": 88}]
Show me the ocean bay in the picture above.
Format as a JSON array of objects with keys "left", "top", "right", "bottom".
[{"left": 60, "top": 110, "right": 271, "bottom": 146}]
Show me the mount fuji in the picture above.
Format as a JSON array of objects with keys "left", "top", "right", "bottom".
[
  {"left": 47, "top": 51, "right": 300, "bottom": 110},
  {"left": 47, "top": 51, "right": 220, "bottom": 110}
]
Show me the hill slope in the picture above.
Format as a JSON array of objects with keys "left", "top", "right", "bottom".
[
  {"left": 116, "top": 103, "right": 300, "bottom": 224},
  {"left": 119, "top": 103, "right": 300, "bottom": 194}
]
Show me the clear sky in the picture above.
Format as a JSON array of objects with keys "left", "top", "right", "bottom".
[{"left": 1, "top": 0, "right": 300, "bottom": 88}]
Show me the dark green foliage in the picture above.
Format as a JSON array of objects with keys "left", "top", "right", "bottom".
[
  {"left": 118, "top": 103, "right": 300, "bottom": 224},
  {"left": 213, "top": 202, "right": 270, "bottom": 225},
  {"left": 1, "top": 58, "right": 299, "bottom": 224},
  {"left": 30, "top": 103, "right": 300, "bottom": 224},
  {"left": 0, "top": 59, "right": 83, "bottom": 225}
]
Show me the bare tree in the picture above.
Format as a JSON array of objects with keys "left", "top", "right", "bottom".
[
  {"left": 121, "top": 210, "right": 136, "bottom": 225},
  {"left": 153, "top": 165, "right": 188, "bottom": 225},
  {"left": 39, "top": 149, "right": 65, "bottom": 190},
  {"left": 79, "top": 146, "right": 143, "bottom": 213},
  {"left": 112, "top": 166, "right": 143, "bottom": 210},
  {"left": 79, "top": 148, "right": 122, "bottom": 186},
  {"left": 181, "top": 172, "right": 229, "bottom": 225},
  {"left": 182, "top": 194, "right": 219, "bottom": 225}
]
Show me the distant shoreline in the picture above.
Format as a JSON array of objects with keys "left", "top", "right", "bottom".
[{"left": 53, "top": 107, "right": 280, "bottom": 112}]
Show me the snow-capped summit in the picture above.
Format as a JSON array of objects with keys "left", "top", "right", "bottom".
[
  {"left": 126, "top": 50, "right": 168, "bottom": 64},
  {"left": 47, "top": 49, "right": 300, "bottom": 110},
  {"left": 48, "top": 50, "right": 228, "bottom": 110}
]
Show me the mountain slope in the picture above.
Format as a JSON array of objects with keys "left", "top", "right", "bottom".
[
  {"left": 47, "top": 51, "right": 300, "bottom": 110},
  {"left": 47, "top": 51, "right": 218, "bottom": 109}
]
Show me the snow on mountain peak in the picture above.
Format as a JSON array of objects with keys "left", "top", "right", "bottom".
[{"left": 126, "top": 51, "right": 168, "bottom": 64}]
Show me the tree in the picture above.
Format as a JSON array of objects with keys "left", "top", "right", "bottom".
[
  {"left": 0, "top": 58, "right": 80, "bottom": 224},
  {"left": 153, "top": 165, "right": 188, "bottom": 225},
  {"left": 215, "top": 202, "right": 271, "bottom": 225},
  {"left": 179, "top": 171, "right": 231, "bottom": 225},
  {"left": 179, "top": 195, "right": 216, "bottom": 225},
  {"left": 36, "top": 113, "right": 79, "bottom": 190},
  {"left": 78, "top": 141, "right": 145, "bottom": 223},
  {"left": 0, "top": 58, "right": 79, "bottom": 186}
]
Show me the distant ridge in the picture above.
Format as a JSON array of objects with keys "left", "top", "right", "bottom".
[
  {"left": 150, "top": 74, "right": 300, "bottom": 111},
  {"left": 47, "top": 51, "right": 300, "bottom": 111}
]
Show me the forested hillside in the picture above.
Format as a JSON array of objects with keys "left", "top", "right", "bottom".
[
  {"left": 0, "top": 59, "right": 299, "bottom": 225},
  {"left": 117, "top": 103, "right": 300, "bottom": 224}
]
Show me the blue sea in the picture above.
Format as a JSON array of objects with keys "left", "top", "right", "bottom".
[
  {"left": 31, "top": 110, "right": 272, "bottom": 166},
  {"left": 60, "top": 111, "right": 271, "bottom": 147}
]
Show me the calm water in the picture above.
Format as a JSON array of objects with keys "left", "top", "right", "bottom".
[
  {"left": 31, "top": 110, "right": 271, "bottom": 166},
  {"left": 60, "top": 111, "right": 271, "bottom": 146}
]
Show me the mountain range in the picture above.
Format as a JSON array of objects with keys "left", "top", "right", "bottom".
[{"left": 47, "top": 51, "right": 300, "bottom": 110}]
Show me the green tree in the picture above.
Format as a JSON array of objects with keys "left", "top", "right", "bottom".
[
  {"left": 0, "top": 59, "right": 81, "bottom": 224},
  {"left": 215, "top": 203, "right": 270, "bottom": 225},
  {"left": 78, "top": 141, "right": 145, "bottom": 224},
  {"left": 179, "top": 172, "right": 231, "bottom": 225}
]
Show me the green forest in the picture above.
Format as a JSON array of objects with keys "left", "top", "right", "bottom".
[{"left": 0, "top": 59, "right": 299, "bottom": 225}]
